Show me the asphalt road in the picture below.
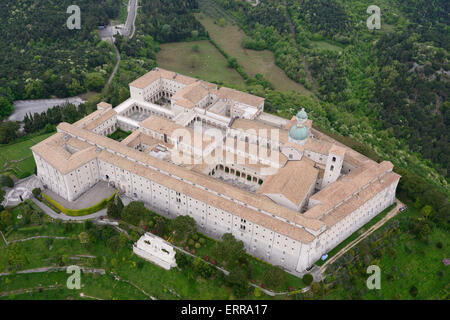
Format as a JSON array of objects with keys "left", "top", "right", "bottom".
[{"left": 9, "top": 97, "right": 85, "bottom": 121}]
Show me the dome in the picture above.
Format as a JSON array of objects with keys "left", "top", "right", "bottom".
[
  {"left": 296, "top": 108, "right": 308, "bottom": 122},
  {"left": 289, "top": 124, "right": 308, "bottom": 141}
]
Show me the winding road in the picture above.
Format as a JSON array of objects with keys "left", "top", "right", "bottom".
[{"left": 105, "top": 0, "right": 139, "bottom": 87}]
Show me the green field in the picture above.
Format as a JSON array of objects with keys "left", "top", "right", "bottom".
[
  {"left": 157, "top": 40, "right": 246, "bottom": 88},
  {"left": 0, "top": 132, "right": 54, "bottom": 178},
  {"left": 0, "top": 202, "right": 301, "bottom": 300},
  {"left": 310, "top": 40, "right": 344, "bottom": 53},
  {"left": 195, "top": 4, "right": 311, "bottom": 94},
  {"left": 107, "top": 128, "right": 132, "bottom": 142}
]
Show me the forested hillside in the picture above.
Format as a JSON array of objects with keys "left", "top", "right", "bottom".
[
  {"left": 0, "top": 0, "right": 121, "bottom": 117},
  {"left": 213, "top": 0, "right": 449, "bottom": 185},
  {"left": 138, "top": 0, "right": 206, "bottom": 42}
]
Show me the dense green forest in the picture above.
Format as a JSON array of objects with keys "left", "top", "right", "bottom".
[
  {"left": 139, "top": 0, "right": 206, "bottom": 42},
  {"left": 0, "top": 0, "right": 121, "bottom": 117},
  {"left": 212, "top": 0, "right": 449, "bottom": 185}
]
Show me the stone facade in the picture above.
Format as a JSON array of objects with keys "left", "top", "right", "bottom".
[{"left": 32, "top": 68, "right": 400, "bottom": 273}]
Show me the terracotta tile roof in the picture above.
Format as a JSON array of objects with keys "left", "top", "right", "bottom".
[
  {"left": 55, "top": 122, "right": 324, "bottom": 232},
  {"left": 31, "top": 133, "right": 98, "bottom": 174},
  {"left": 218, "top": 87, "right": 264, "bottom": 107},
  {"left": 84, "top": 109, "right": 117, "bottom": 131},
  {"left": 258, "top": 158, "right": 318, "bottom": 206},
  {"left": 129, "top": 68, "right": 199, "bottom": 89}
]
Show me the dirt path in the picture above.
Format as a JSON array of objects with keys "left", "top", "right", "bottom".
[{"left": 0, "top": 285, "right": 62, "bottom": 297}]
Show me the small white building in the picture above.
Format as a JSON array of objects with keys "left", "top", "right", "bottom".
[{"left": 133, "top": 233, "right": 177, "bottom": 270}]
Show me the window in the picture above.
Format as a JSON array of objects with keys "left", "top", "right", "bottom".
[
  {"left": 330, "top": 165, "right": 334, "bottom": 171},
  {"left": 332, "top": 157, "right": 336, "bottom": 162}
]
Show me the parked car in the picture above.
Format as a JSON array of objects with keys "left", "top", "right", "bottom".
[{"left": 399, "top": 206, "right": 408, "bottom": 212}]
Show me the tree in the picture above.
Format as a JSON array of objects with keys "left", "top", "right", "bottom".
[
  {"left": 85, "top": 73, "right": 105, "bottom": 91},
  {"left": 0, "top": 97, "right": 13, "bottom": 118},
  {"left": 119, "top": 233, "right": 128, "bottom": 249},
  {"left": 171, "top": 215, "right": 197, "bottom": 243},
  {"left": 191, "top": 30, "right": 199, "bottom": 39},
  {"left": 0, "top": 189, "right": 5, "bottom": 205},
  {"left": 116, "top": 196, "right": 124, "bottom": 213},
  {"left": 32, "top": 188, "right": 41, "bottom": 198},
  {"left": 218, "top": 18, "right": 226, "bottom": 27},
  {"left": 212, "top": 233, "right": 245, "bottom": 267},
  {"left": 302, "top": 273, "right": 314, "bottom": 286},
  {"left": 420, "top": 205, "right": 433, "bottom": 218},
  {"left": 176, "top": 251, "right": 191, "bottom": 269},
  {"left": 154, "top": 216, "right": 167, "bottom": 236},
  {"left": 0, "top": 210, "right": 13, "bottom": 231},
  {"left": 226, "top": 268, "right": 249, "bottom": 298},
  {"left": 121, "top": 201, "right": 147, "bottom": 225},
  {"left": 0, "top": 122, "right": 20, "bottom": 144},
  {"left": 409, "top": 286, "right": 418, "bottom": 298},
  {"left": 263, "top": 266, "right": 286, "bottom": 289},
  {"left": 0, "top": 175, "right": 14, "bottom": 188},
  {"left": 193, "top": 257, "right": 214, "bottom": 279},
  {"left": 30, "top": 212, "right": 42, "bottom": 225},
  {"left": 107, "top": 235, "right": 120, "bottom": 251},
  {"left": 107, "top": 201, "right": 120, "bottom": 219},
  {"left": 191, "top": 44, "right": 200, "bottom": 52}
]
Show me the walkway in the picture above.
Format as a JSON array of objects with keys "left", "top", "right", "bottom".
[
  {"left": 0, "top": 266, "right": 105, "bottom": 277},
  {"left": 8, "top": 236, "right": 68, "bottom": 245},
  {"left": 31, "top": 198, "right": 107, "bottom": 221}
]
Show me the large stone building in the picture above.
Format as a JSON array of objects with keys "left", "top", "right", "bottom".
[{"left": 31, "top": 68, "right": 400, "bottom": 273}]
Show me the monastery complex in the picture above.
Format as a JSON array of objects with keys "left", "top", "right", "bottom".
[{"left": 31, "top": 68, "right": 400, "bottom": 273}]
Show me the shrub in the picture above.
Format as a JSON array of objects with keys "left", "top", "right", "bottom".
[
  {"left": 192, "top": 234, "right": 199, "bottom": 241},
  {"left": 199, "top": 238, "right": 206, "bottom": 244},
  {"left": 18, "top": 172, "right": 31, "bottom": 179},
  {"left": 32, "top": 188, "right": 41, "bottom": 198},
  {"left": 176, "top": 252, "right": 191, "bottom": 269},
  {"left": 195, "top": 242, "right": 201, "bottom": 249},
  {"left": 302, "top": 274, "right": 314, "bottom": 286},
  {"left": 263, "top": 266, "right": 286, "bottom": 289},
  {"left": 188, "top": 239, "right": 195, "bottom": 246},
  {"left": 436, "top": 242, "right": 443, "bottom": 249},
  {"left": 0, "top": 175, "right": 14, "bottom": 188},
  {"left": 409, "top": 286, "right": 418, "bottom": 297}
]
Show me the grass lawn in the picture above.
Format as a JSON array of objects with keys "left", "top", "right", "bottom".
[
  {"left": 157, "top": 40, "right": 246, "bottom": 88},
  {"left": 0, "top": 272, "right": 148, "bottom": 300},
  {"left": 107, "top": 128, "right": 132, "bottom": 142},
  {"left": 195, "top": 9, "right": 311, "bottom": 94},
  {"left": 316, "top": 203, "right": 397, "bottom": 266},
  {"left": 321, "top": 202, "right": 449, "bottom": 300},
  {"left": 0, "top": 203, "right": 298, "bottom": 300},
  {"left": 0, "top": 132, "right": 54, "bottom": 178},
  {"left": 309, "top": 40, "right": 344, "bottom": 53}
]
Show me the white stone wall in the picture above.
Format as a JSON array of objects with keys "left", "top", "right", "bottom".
[
  {"left": 34, "top": 152, "right": 68, "bottom": 199},
  {"left": 321, "top": 152, "right": 344, "bottom": 189}
]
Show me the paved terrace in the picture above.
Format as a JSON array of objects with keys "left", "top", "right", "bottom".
[{"left": 43, "top": 181, "right": 115, "bottom": 210}]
